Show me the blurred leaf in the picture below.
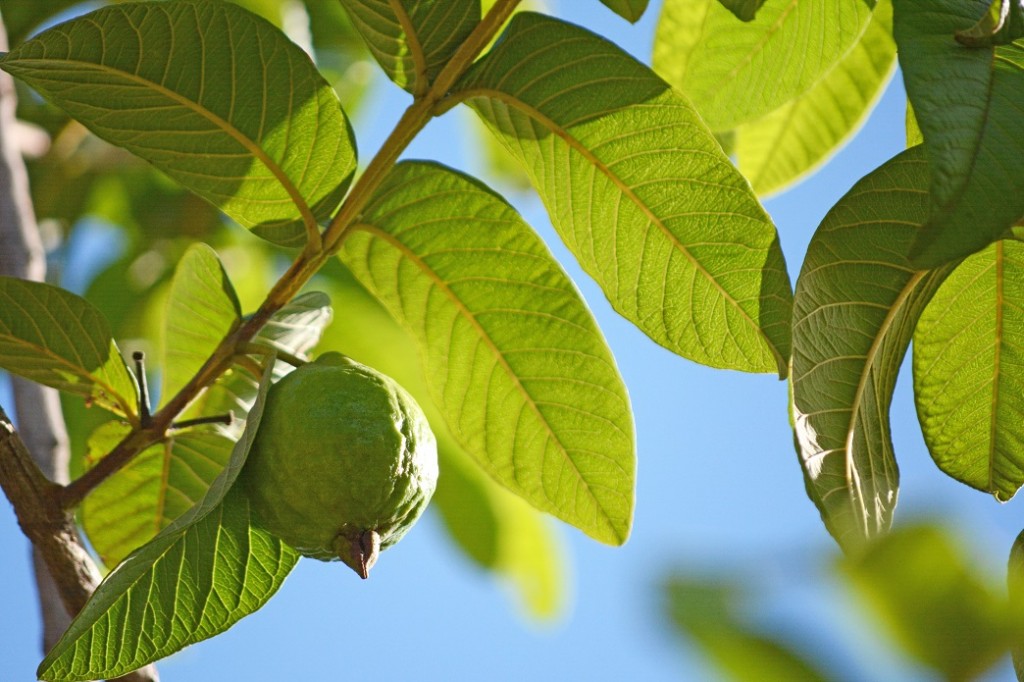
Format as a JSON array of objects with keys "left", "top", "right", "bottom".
[
  {"left": 319, "top": 262, "right": 565, "bottom": 619},
  {"left": 1008, "top": 529, "right": 1024, "bottom": 678},
  {"left": 455, "top": 12, "right": 792, "bottom": 375},
  {"left": 163, "top": 244, "right": 241, "bottom": 403},
  {"left": 0, "top": 0, "right": 80, "bottom": 45},
  {"left": 653, "top": 0, "right": 874, "bottom": 130},
  {"left": 913, "top": 240, "right": 1024, "bottom": 500},
  {"left": 893, "top": 0, "right": 1024, "bottom": 266},
  {"left": 790, "top": 148, "right": 957, "bottom": 550},
  {"left": 341, "top": 160, "right": 634, "bottom": 545},
  {"left": 39, "top": 363, "right": 297, "bottom": 681},
  {"left": 840, "top": 524, "right": 1021, "bottom": 681},
  {"left": 727, "top": 0, "right": 896, "bottom": 196},
  {"left": 598, "top": 0, "right": 649, "bottom": 22},
  {"left": 0, "top": 277, "right": 137, "bottom": 417},
  {"left": 81, "top": 422, "right": 234, "bottom": 568},
  {"left": 339, "top": 0, "right": 478, "bottom": 93},
  {"left": 665, "top": 577, "right": 830, "bottom": 681},
  {"left": 905, "top": 102, "right": 923, "bottom": 147},
  {"left": 0, "top": 1, "right": 357, "bottom": 247},
  {"left": 716, "top": 0, "right": 767, "bottom": 21}
]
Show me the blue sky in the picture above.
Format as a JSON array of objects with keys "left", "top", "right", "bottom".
[{"left": 3, "top": 1, "right": 1023, "bottom": 680}]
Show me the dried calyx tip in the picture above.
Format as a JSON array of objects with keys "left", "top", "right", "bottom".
[{"left": 347, "top": 529, "right": 380, "bottom": 579}]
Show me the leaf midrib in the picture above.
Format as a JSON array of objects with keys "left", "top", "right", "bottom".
[
  {"left": 350, "top": 222, "right": 625, "bottom": 541},
  {"left": 9, "top": 58, "right": 318, "bottom": 229},
  {"left": 454, "top": 87, "right": 785, "bottom": 372}
]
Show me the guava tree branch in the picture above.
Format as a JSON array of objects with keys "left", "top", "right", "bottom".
[{"left": 58, "top": 0, "right": 524, "bottom": 510}]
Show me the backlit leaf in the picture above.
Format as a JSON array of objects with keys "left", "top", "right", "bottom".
[
  {"left": 0, "top": 277, "right": 136, "bottom": 417},
  {"left": 454, "top": 12, "right": 792, "bottom": 374},
  {"left": 729, "top": 1, "right": 896, "bottom": 196},
  {"left": 893, "top": 0, "right": 1024, "bottom": 266},
  {"left": 163, "top": 243, "right": 241, "bottom": 403},
  {"left": 653, "top": 0, "right": 874, "bottom": 130},
  {"left": 0, "top": 1, "right": 357, "bottom": 246},
  {"left": 81, "top": 423, "right": 234, "bottom": 568},
  {"left": 340, "top": 160, "right": 634, "bottom": 544},
  {"left": 790, "top": 148, "right": 957, "bottom": 550},
  {"left": 913, "top": 240, "right": 1024, "bottom": 500},
  {"left": 339, "top": 0, "right": 478, "bottom": 93}
]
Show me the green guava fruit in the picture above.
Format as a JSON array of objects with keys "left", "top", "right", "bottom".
[{"left": 242, "top": 352, "right": 438, "bottom": 578}]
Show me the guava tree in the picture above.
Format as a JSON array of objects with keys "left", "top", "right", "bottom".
[{"left": 1, "top": 0, "right": 1023, "bottom": 680}]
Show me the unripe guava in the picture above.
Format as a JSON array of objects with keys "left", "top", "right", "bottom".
[{"left": 242, "top": 352, "right": 438, "bottom": 578}]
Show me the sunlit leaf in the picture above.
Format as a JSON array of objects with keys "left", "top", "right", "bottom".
[
  {"left": 893, "top": 0, "right": 1024, "bottom": 266},
  {"left": 81, "top": 423, "right": 234, "bottom": 568},
  {"left": 341, "top": 160, "right": 634, "bottom": 544},
  {"left": 728, "top": 0, "right": 896, "bottom": 196},
  {"left": 0, "top": 1, "right": 357, "bottom": 246},
  {"left": 0, "top": 277, "right": 136, "bottom": 417},
  {"left": 840, "top": 524, "right": 1023, "bottom": 680},
  {"left": 913, "top": 240, "right": 1024, "bottom": 500},
  {"left": 339, "top": 0, "right": 478, "bottom": 93},
  {"left": 790, "top": 148, "right": 957, "bottom": 550},
  {"left": 454, "top": 12, "right": 792, "bottom": 374},
  {"left": 163, "top": 243, "right": 241, "bottom": 403},
  {"left": 39, "top": 363, "right": 297, "bottom": 682},
  {"left": 653, "top": 0, "right": 874, "bottom": 130}
]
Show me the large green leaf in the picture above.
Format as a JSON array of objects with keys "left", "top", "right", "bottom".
[
  {"left": 0, "top": 277, "right": 137, "bottom": 417},
  {"left": 894, "top": 1, "right": 1024, "bottom": 266},
  {"left": 913, "top": 240, "right": 1024, "bottom": 500},
  {"left": 319, "top": 263, "right": 565, "bottom": 618},
  {"left": 340, "top": 160, "right": 634, "bottom": 544},
  {"left": 653, "top": 0, "right": 874, "bottom": 130},
  {"left": 163, "top": 243, "right": 241, "bottom": 403},
  {"left": 338, "top": 0, "right": 478, "bottom": 94},
  {"left": 0, "top": 1, "right": 357, "bottom": 246},
  {"left": 39, "top": 363, "right": 297, "bottom": 682},
  {"left": 453, "top": 12, "right": 792, "bottom": 375},
  {"left": 81, "top": 423, "right": 234, "bottom": 568},
  {"left": 729, "top": 0, "right": 896, "bottom": 196},
  {"left": 840, "top": 524, "right": 1024, "bottom": 681},
  {"left": 599, "top": 0, "right": 649, "bottom": 22},
  {"left": 790, "top": 147, "right": 957, "bottom": 550}
]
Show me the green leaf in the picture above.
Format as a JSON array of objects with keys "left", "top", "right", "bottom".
[
  {"left": 653, "top": 0, "right": 874, "bottom": 130},
  {"left": 39, "top": 363, "right": 296, "bottom": 682},
  {"left": 954, "top": 0, "right": 1024, "bottom": 47},
  {"left": 453, "top": 12, "right": 793, "bottom": 375},
  {"left": 183, "top": 291, "right": 333, "bottom": 440},
  {"left": 912, "top": 240, "right": 1024, "bottom": 500},
  {"left": 599, "top": 0, "right": 649, "bottom": 22},
  {"left": 163, "top": 243, "right": 241, "bottom": 403},
  {"left": 840, "top": 524, "right": 1022, "bottom": 680},
  {"left": 893, "top": 1, "right": 1024, "bottom": 266},
  {"left": 729, "top": 0, "right": 896, "bottom": 196},
  {"left": 716, "top": 0, "right": 767, "bottom": 21},
  {"left": 0, "top": 277, "right": 136, "bottom": 417},
  {"left": 339, "top": 0, "right": 479, "bottom": 93},
  {"left": 790, "top": 147, "right": 958, "bottom": 550},
  {"left": 340, "top": 160, "right": 634, "bottom": 544},
  {"left": 1009, "top": 529, "right": 1024, "bottom": 679},
  {"left": 319, "top": 266, "right": 565, "bottom": 618},
  {"left": 81, "top": 423, "right": 234, "bottom": 567},
  {"left": 0, "top": 1, "right": 357, "bottom": 246},
  {"left": 665, "top": 577, "right": 829, "bottom": 682}
]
